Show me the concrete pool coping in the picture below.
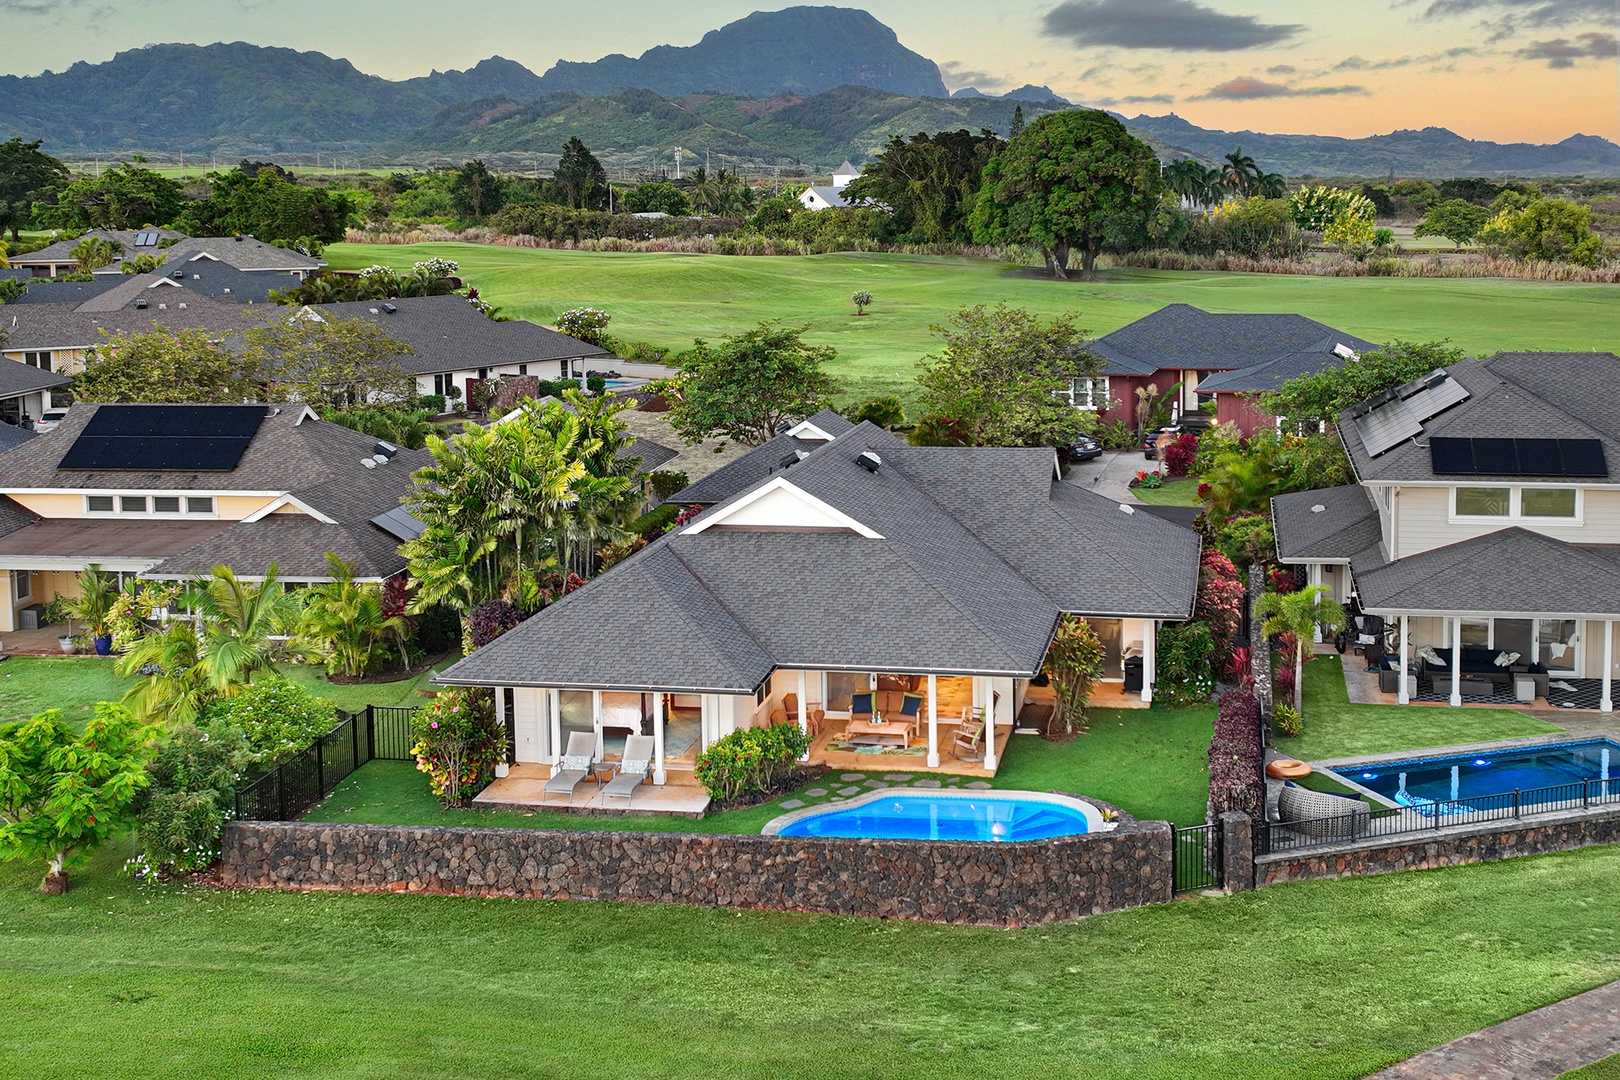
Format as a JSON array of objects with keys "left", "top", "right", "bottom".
[
  {"left": 760, "top": 787, "right": 1116, "bottom": 837},
  {"left": 1311, "top": 730, "right": 1620, "bottom": 808}
]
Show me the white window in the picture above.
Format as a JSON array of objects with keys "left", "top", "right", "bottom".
[
  {"left": 13, "top": 570, "right": 31, "bottom": 602},
  {"left": 120, "top": 496, "right": 147, "bottom": 513},
  {"left": 186, "top": 497, "right": 214, "bottom": 515},
  {"left": 22, "top": 351, "right": 51, "bottom": 371},
  {"left": 153, "top": 496, "right": 181, "bottom": 514},
  {"left": 1452, "top": 487, "right": 1580, "bottom": 523},
  {"left": 433, "top": 373, "right": 450, "bottom": 396},
  {"left": 86, "top": 495, "right": 115, "bottom": 513},
  {"left": 1061, "top": 377, "right": 1110, "bottom": 410}
]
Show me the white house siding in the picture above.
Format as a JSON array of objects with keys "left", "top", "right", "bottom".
[
  {"left": 511, "top": 687, "right": 547, "bottom": 764},
  {"left": 1393, "top": 485, "right": 1620, "bottom": 559}
]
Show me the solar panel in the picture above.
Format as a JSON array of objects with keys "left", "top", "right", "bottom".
[
  {"left": 370, "top": 506, "right": 426, "bottom": 542},
  {"left": 134, "top": 231, "right": 157, "bottom": 247},
  {"left": 1401, "top": 373, "right": 1470, "bottom": 423},
  {"left": 1428, "top": 437, "right": 1609, "bottom": 478},
  {"left": 59, "top": 405, "right": 266, "bottom": 472},
  {"left": 1355, "top": 400, "right": 1423, "bottom": 457}
]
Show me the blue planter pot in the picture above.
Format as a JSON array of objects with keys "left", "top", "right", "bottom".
[{"left": 94, "top": 635, "right": 113, "bottom": 656}]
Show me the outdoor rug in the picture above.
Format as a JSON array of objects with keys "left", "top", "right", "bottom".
[
  {"left": 1546, "top": 678, "right": 1604, "bottom": 710},
  {"left": 823, "top": 736, "right": 929, "bottom": 758}
]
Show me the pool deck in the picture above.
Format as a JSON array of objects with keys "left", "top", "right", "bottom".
[{"left": 1310, "top": 730, "right": 1620, "bottom": 806}]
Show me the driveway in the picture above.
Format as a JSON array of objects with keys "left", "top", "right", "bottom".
[{"left": 1063, "top": 450, "right": 1201, "bottom": 531}]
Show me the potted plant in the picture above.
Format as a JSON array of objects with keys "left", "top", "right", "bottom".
[{"left": 66, "top": 564, "right": 118, "bottom": 656}]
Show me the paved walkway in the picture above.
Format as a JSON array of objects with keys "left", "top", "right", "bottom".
[
  {"left": 1062, "top": 449, "right": 1142, "bottom": 502},
  {"left": 1372, "top": 979, "right": 1620, "bottom": 1079}
]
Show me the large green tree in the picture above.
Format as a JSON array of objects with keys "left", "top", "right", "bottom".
[
  {"left": 175, "top": 167, "right": 354, "bottom": 245},
  {"left": 970, "top": 110, "right": 1166, "bottom": 278},
  {"left": 666, "top": 321, "right": 838, "bottom": 446},
  {"left": 0, "top": 138, "right": 70, "bottom": 241},
  {"left": 1479, "top": 197, "right": 1605, "bottom": 267},
  {"left": 1259, "top": 340, "right": 1469, "bottom": 427},
  {"left": 243, "top": 313, "right": 415, "bottom": 412},
  {"left": 551, "top": 138, "right": 608, "bottom": 210},
  {"left": 842, "top": 128, "right": 1004, "bottom": 244},
  {"left": 34, "top": 159, "right": 185, "bottom": 231},
  {"left": 75, "top": 327, "right": 260, "bottom": 404},
  {"left": 449, "top": 160, "right": 505, "bottom": 223},
  {"left": 1415, "top": 199, "right": 1490, "bottom": 248},
  {"left": 915, "top": 304, "right": 1100, "bottom": 448},
  {"left": 623, "top": 181, "right": 691, "bottom": 217}
]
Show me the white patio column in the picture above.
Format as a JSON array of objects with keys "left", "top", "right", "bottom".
[
  {"left": 592, "top": 689, "right": 604, "bottom": 759},
  {"left": 1141, "top": 620, "right": 1156, "bottom": 704},
  {"left": 652, "top": 692, "right": 667, "bottom": 784},
  {"left": 796, "top": 669, "right": 810, "bottom": 762},
  {"left": 547, "top": 688, "right": 562, "bottom": 769},
  {"left": 1603, "top": 621, "right": 1614, "bottom": 714},
  {"left": 1450, "top": 616, "right": 1463, "bottom": 708},
  {"left": 926, "top": 674, "right": 940, "bottom": 769},
  {"left": 981, "top": 678, "right": 998, "bottom": 771},
  {"left": 1309, "top": 566, "right": 1323, "bottom": 643},
  {"left": 1398, "top": 614, "right": 1411, "bottom": 704}
]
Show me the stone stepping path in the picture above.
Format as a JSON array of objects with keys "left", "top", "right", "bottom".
[{"left": 763, "top": 770, "right": 994, "bottom": 819}]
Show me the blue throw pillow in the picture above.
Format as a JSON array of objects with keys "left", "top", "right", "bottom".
[
  {"left": 899, "top": 693, "right": 923, "bottom": 716},
  {"left": 1529, "top": 661, "right": 1548, "bottom": 674},
  {"left": 850, "top": 692, "right": 872, "bottom": 714}
]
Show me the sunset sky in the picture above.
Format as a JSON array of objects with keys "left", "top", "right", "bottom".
[{"left": 4, "top": 0, "right": 1617, "bottom": 143}]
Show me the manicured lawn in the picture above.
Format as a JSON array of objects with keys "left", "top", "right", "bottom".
[
  {"left": 0, "top": 656, "right": 446, "bottom": 726},
  {"left": 1279, "top": 654, "right": 1562, "bottom": 762},
  {"left": 3, "top": 837, "right": 1619, "bottom": 1078},
  {"left": 1563, "top": 1055, "right": 1620, "bottom": 1079},
  {"left": 323, "top": 244, "right": 1620, "bottom": 409},
  {"left": 1130, "top": 478, "right": 1203, "bottom": 507}
]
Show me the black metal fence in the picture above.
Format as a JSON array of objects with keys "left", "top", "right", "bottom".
[
  {"left": 1258, "top": 778, "right": 1620, "bottom": 855},
  {"left": 1173, "top": 823, "right": 1223, "bottom": 892},
  {"left": 234, "top": 705, "right": 419, "bottom": 822}
]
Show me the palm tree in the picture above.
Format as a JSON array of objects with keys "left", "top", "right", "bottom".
[
  {"left": 70, "top": 237, "right": 118, "bottom": 273},
  {"left": 1253, "top": 584, "right": 1346, "bottom": 712},
  {"left": 1222, "top": 148, "right": 1260, "bottom": 197},
  {"left": 117, "top": 620, "right": 212, "bottom": 725},
  {"left": 1258, "top": 172, "right": 1288, "bottom": 199},
  {"left": 297, "top": 554, "right": 407, "bottom": 677},
  {"left": 1198, "top": 164, "right": 1226, "bottom": 208}
]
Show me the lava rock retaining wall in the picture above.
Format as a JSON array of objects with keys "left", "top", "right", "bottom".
[
  {"left": 1257, "top": 804, "right": 1620, "bottom": 885},
  {"left": 220, "top": 816, "right": 1173, "bottom": 926}
]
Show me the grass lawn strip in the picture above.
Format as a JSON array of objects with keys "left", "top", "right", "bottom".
[
  {"left": 1130, "top": 478, "right": 1202, "bottom": 507},
  {"left": 322, "top": 244, "right": 1620, "bottom": 410},
  {"left": 1563, "top": 1055, "right": 1620, "bottom": 1079},
  {"left": 1, "top": 840, "right": 1617, "bottom": 1078}
]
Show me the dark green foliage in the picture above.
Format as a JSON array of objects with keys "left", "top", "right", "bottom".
[
  {"left": 133, "top": 723, "right": 249, "bottom": 876},
  {"left": 622, "top": 181, "right": 691, "bottom": 216},
  {"left": 841, "top": 129, "right": 1004, "bottom": 243},
  {"left": 449, "top": 160, "right": 505, "bottom": 223},
  {"left": 1182, "top": 197, "right": 1304, "bottom": 259},
  {"left": 418, "top": 394, "right": 447, "bottom": 415},
  {"left": 174, "top": 168, "right": 354, "bottom": 244},
  {"left": 488, "top": 204, "right": 747, "bottom": 241},
  {"left": 1416, "top": 199, "right": 1491, "bottom": 247},
  {"left": 693, "top": 723, "right": 811, "bottom": 801},
  {"left": 1155, "top": 623, "right": 1216, "bottom": 708},
  {"left": 0, "top": 278, "right": 24, "bottom": 304},
  {"left": 849, "top": 396, "right": 905, "bottom": 429},
  {"left": 34, "top": 160, "right": 185, "bottom": 231},
  {"left": 1358, "top": 184, "right": 1395, "bottom": 217},
  {"left": 647, "top": 471, "right": 689, "bottom": 503},
  {"left": 629, "top": 503, "right": 679, "bottom": 539},
  {"left": 552, "top": 138, "right": 608, "bottom": 210},
  {"left": 0, "top": 137, "right": 69, "bottom": 241},
  {"left": 1260, "top": 340, "right": 1468, "bottom": 426},
  {"left": 667, "top": 321, "right": 838, "bottom": 446},
  {"left": 199, "top": 677, "right": 337, "bottom": 766}
]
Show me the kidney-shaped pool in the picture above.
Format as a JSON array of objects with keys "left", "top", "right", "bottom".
[{"left": 763, "top": 789, "right": 1110, "bottom": 842}]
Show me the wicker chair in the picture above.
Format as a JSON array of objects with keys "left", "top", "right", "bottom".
[{"left": 1276, "top": 783, "right": 1371, "bottom": 840}]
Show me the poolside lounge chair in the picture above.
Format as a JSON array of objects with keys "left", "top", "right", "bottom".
[
  {"left": 601, "top": 735, "right": 655, "bottom": 807},
  {"left": 545, "top": 731, "right": 600, "bottom": 805},
  {"left": 950, "top": 718, "right": 985, "bottom": 762}
]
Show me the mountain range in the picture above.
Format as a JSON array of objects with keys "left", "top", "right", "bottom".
[{"left": 1, "top": 6, "right": 1616, "bottom": 177}]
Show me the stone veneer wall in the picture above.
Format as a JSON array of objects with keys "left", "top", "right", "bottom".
[
  {"left": 220, "top": 817, "right": 1174, "bottom": 927},
  {"left": 1257, "top": 804, "right": 1620, "bottom": 886}
]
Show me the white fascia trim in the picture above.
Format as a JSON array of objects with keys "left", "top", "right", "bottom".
[
  {"left": 681, "top": 475, "right": 883, "bottom": 538},
  {"left": 290, "top": 405, "right": 319, "bottom": 425},
  {"left": 241, "top": 494, "right": 338, "bottom": 525},
  {"left": 784, "top": 419, "right": 836, "bottom": 441},
  {"left": 1362, "top": 606, "right": 1620, "bottom": 621},
  {"left": 0, "top": 487, "right": 287, "bottom": 498},
  {"left": 0, "top": 556, "right": 162, "bottom": 572}
]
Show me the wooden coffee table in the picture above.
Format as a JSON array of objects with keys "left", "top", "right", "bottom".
[{"left": 843, "top": 720, "right": 913, "bottom": 747}]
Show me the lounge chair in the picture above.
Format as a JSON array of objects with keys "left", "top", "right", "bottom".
[
  {"left": 949, "top": 718, "right": 985, "bottom": 762},
  {"left": 601, "top": 734, "right": 655, "bottom": 807},
  {"left": 545, "top": 731, "right": 600, "bottom": 805}
]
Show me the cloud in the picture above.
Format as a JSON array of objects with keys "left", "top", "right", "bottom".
[
  {"left": 1123, "top": 93, "right": 1176, "bottom": 104},
  {"left": 1266, "top": 64, "right": 1297, "bottom": 74},
  {"left": 1194, "top": 77, "right": 1368, "bottom": 100},
  {"left": 1417, "top": 0, "right": 1612, "bottom": 40},
  {"left": 1334, "top": 47, "right": 1480, "bottom": 71},
  {"left": 939, "top": 60, "right": 1013, "bottom": 91},
  {"left": 1042, "top": 0, "right": 1304, "bottom": 52},
  {"left": 1516, "top": 31, "right": 1618, "bottom": 67}
]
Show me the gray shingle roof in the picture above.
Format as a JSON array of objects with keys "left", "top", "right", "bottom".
[
  {"left": 1091, "top": 303, "right": 1378, "bottom": 378},
  {"left": 14, "top": 278, "right": 124, "bottom": 305},
  {"left": 0, "top": 494, "right": 37, "bottom": 539},
  {"left": 0, "top": 360, "right": 72, "bottom": 396},
  {"left": 146, "top": 518, "right": 409, "bottom": 580},
  {"left": 1342, "top": 352, "right": 1620, "bottom": 486},
  {"left": 625, "top": 437, "right": 679, "bottom": 473},
  {"left": 306, "top": 295, "right": 607, "bottom": 376},
  {"left": 1271, "top": 485, "right": 1384, "bottom": 562},
  {"left": 0, "top": 424, "right": 36, "bottom": 454},
  {"left": 73, "top": 266, "right": 298, "bottom": 309},
  {"left": 0, "top": 291, "right": 262, "bottom": 350},
  {"left": 10, "top": 229, "right": 186, "bottom": 267},
  {"left": 1354, "top": 527, "right": 1620, "bottom": 617},
  {"left": 151, "top": 236, "right": 324, "bottom": 274},
  {"left": 669, "top": 409, "right": 855, "bottom": 505},
  {"left": 438, "top": 422, "right": 1200, "bottom": 692}
]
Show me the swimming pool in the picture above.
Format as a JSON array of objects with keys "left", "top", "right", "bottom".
[
  {"left": 763, "top": 789, "right": 1108, "bottom": 842},
  {"left": 1326, "top": 739, "right": 1620, "bottom": 807}
]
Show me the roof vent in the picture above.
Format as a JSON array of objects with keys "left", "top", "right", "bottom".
[
  {"left": 233, "top": 235, "right": 244, "bottom": 242},
  {"left": 223, "top": 288, "right": 231, "bottom": 294},
  {"left": 192, "top": 273, "right": 200, "bottom": 280},
  {"left": 134, "top": 298, "right": 148, "bottom": 309},
  {"left": 178, "top": 302, "right": 187, "bottom": 309},
  {"left": 158, "top": 303, "right": 167, "bottom": 310},
  {"left": 172, "top": 270, "right": 185, "bottom": 279},
  {"left": 380, "top": 302, "right": 397, "bottom": 314},
  {"left": 856, "top": 451, "right": 882, "bottom": 473},
  {"left": 373, "top": 442, "right": 399, "bottom": 459},
  {"left": 1333, "top": 343, "right": 1359, "bottom": 361},
  {"left": 361, "top": 458, "right": 377, "bottom": 469},
  {"left": 372, "top": 454, "right": 390, "bottom": 465},
  {"left": 369, "top": 308, "right": 380, "bottom": 315},
  {"left": 1311, "top": 504, "right": 1327, "bottom": 513},
  {"left": 1118, "top": 503, "right": 1135, "bottom": 515},
  {"left": 777, "top": 450, "right": 809, "bottom": 470}
]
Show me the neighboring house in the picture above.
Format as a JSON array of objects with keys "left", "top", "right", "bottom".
[
  {"left": 669, "top": 409, "right": 856, "bottom": 506},
  {"left": 0, "top": 402, "right": 428, "bottom": 634},
  {"left": 305, "top": 295, "right": 609, "bottom": 401},
  {"left": 799, "top": 160, "right": 865, "bottom": 211},
  {"left": 433, "top": 422, "right": 1200, "bottom": 785},
  {"left": 0, "top": 358, "right": 71, "bottom": 428},
  {"left": 1272, "top": 352, "right": 1620, "bottom": 710},
  {"left": 13, "top": 278, "right": 125, "bottom": 305},
  {"left": 0, "top": 290, "right": 258, "bottom": 375},
  {"left": 103, "top": 262, "right": 301, "bottom": 304},
  {"left": 8, "top": 228, "right": 186, "bottom": 278},
  {"left": 1084, "top": 304, "right": 1379, "bottom": 434}
]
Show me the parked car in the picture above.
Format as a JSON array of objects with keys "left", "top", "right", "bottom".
[
  {"left": 33, "top": 408, "right": 69, "bottom": 433},
  {"left": 1065, "top": 434, "right": 1103, "bottom": 462},
  {"left": 1141, "top": 426, "right": 1178, "bottom": 460}
]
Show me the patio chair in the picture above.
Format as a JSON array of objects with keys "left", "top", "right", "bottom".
[
  {"left": 601, "top": 735, "right": 655, "bottom": 807},
  {"left": 544, "top": 731, "right": 600, "bottom": 805},
  {"left": 949, "top": 718, "right": 985, "bottom": 762},
  {"left": 782, "top": 694, "right": 824, "bottom": 737}
]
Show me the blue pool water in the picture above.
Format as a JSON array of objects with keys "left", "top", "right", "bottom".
[
  {"left": 774, "top": 792, "right": 1096, "bottom": 842},
  {"left": 1334, "top": 739, "right": 1620, "bottom": 806}
]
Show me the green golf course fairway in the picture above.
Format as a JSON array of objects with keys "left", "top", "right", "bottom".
[{"left": 325, "top": 243, "right": 1619, "bottom": 407}]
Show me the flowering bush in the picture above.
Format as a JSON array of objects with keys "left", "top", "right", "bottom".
[
  {"left": 1162, "top": 432, "right": 1199, "bottom": 477},
  {"left": 1133, "top": 469, "right": 1164, "bottom": 489},
  {"left": 108, "top": 580, "right": 182, "bottom": 654},
  {"left": 411, "top": 688, "right": 504, "bottom": 807},
  {"left": 199, "top": 677, "right": 337, "bottom": 766},
  {"left": 131, "top": 723, "right": 250, "bottom": 876},
  {"left": 1196, "top": 551, "right": 1246, "bottom": 671},
  {"left": 555, "top": 307, "right": 612, "bottom": 347},
  {"left": 694, "top": 723, "right": 811, "bottom": 802},
  {"left": 414, "top": 257, "right": 459, "bottom": 277},
  {"left": 1154, "top": 622, "right": 1216, "bottom": 708},
  {"left": 1208, "top": 690, "right": 1263, "bottom": 821}
]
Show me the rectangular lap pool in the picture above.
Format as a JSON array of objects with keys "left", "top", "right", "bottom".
[{"left": 1328, "top": 739, "right": 1620, "bottom": 807}]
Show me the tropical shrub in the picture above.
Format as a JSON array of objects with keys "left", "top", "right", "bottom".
[
  {"left": 130, "top": 723, "right": 250, "bottom": 878},
  {"left": 693, "top": 723, "right": 811, "bottom": 802},
  {"left": 296, "top": 553, "right": 408, "bottom": 676},
  {"left": 1154, "top": 622, "right": 1216, "bottom": 708},
  {"left": 555, "top": 307, "right": 611, "bottom": 346},
  {"left": 411, "top": 688, "right": 504, "bottom": 806},
  {"left": 1095, "top": 419, "right": 1135, "bottom": 450},
  {"left": 630, "top": 502, "right": 680, "bottom": 539},
  {"left": 1208, "top": 690, "right": 1263, "bottom": 821},
  {"left": 0, "top": 704, "right": 156, "bottom": 894},
  {"left": 1196, "top": 551, "right": 1246, "bottom": 670},
  {"left": 1273, "top": 701, "right": 1303, "bottom": 739},
  {"left": 1161, "top": 432, "right": 1199, "bottom": 477},
  {"left": 648, "top": 470, "right": 690, "bottom": 503},
  {"left": 467, "top": 599, "right": 527, "bottom": 649},
  {"left": 1225, "top": 646, "right": 1254, "bottom": 688},
  {"left": 418, "top": 393, "right": 447, "bottom": 415},
  {"left": 199, "top": 676, "right": 337, "bottom": 765},
  {"left": 1043, "top": 615, "right": 1105, "bottom": 734},
  {"left": 850, "top": 395, "right": 906, "bottom": 429},
  {"left": 1133, "top": 469, "right": 1164, "bottom": 489}
]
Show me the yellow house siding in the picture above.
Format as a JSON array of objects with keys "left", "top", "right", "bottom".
[
  {"left": 5, "top": 493, "right": 86, "bottom": 517},
  {"left": 215, "top": 496, "right": 280, "bottom": 520}
]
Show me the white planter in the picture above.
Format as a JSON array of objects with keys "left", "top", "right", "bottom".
[
  {"left": 494, "top": 762, "right": 510, "bottom": 778},
  {"left": 58, "top": 637, "right": 76, "bottom": 654}
]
